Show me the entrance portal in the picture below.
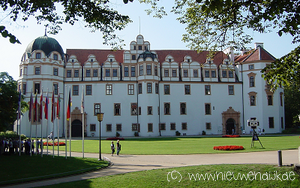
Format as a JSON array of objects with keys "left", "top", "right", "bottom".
[
  {"left": 72, "top": 119, "right": 82, "bottom": 137},
  {"left": 226, "top": 118, "right": 235, "bottom": 134}
]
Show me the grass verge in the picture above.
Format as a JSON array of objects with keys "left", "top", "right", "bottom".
[
  {"left": 0, "top": 154, "right": 109, "bottom": 186},
  {"left": 43, "top": 164, "right": 300, "bottom": 188}
]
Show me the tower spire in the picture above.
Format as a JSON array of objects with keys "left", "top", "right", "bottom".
[{"left": 44, "top": 25, "right": 48, "bottom": 36}]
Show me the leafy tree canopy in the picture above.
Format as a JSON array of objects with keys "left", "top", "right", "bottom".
[
  {"left": 0, "top": 72, "right": 27, "bottom": 132},
  {"left": 0, "top": 0, "right": 133, "bottom": 48}
]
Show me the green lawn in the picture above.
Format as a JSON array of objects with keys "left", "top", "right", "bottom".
[
  {"left": 58, "top": 135, "right": 300, "bottom": 155},
  {"left": 0, "top": 154, "right": 109, "bottom": 186},
  {"left": 44, "top": 164, "right": 300, "bottom": 188}
]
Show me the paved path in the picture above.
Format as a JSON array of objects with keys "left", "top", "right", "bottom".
[{"left": 3, "top": 150, "right": 299, "bottom": 188}]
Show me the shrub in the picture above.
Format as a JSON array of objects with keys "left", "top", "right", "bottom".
[
  {"left": 106, "top": 137, "right": 125, "bottom": 140},
  {"left": 202, "top": 130, "right": 206, "bottom": 135},
  {"left": 0, "top": 131, "right": 26, "bottom": 140},
  {"left": 213, "top": 145, "right": 244, "bottom": 151},
  {"left": 222, "top": 135, "right": 241, "bottom": 138},
  {"left": 175, "top": 131, "right": 181, "bottom": 136},
  {"left": 43, "top": 142, "right": 66, "bottom": 146}
]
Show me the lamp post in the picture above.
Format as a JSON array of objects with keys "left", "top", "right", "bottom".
[{"left": 97, "top": 112, "right": 104, "bottom": 160}]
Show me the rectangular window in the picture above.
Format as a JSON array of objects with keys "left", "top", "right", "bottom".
[
  {"left": 114, "top": 103, "right": 121, "bottom": 115},
  {"left": 132, "top": 55, "right": 136, "bottom": 60},
  {"left": 155, "top": 83, "right": 159, "bottom": 94},
  {"left": 182, "top": 122, "right": 187, "bottom": 130},
  {"left": 268, "top": 95, "right": 273, "bottom": 105},
  {"left": 90, "top": 124, "right": 96, "bottom": 132},
  {"left": 132, "top": 123, "right": 139, "bottom": 132},
  {"left": 36, "top": 53, "right": 41, "bottom": 59},
  {"left": 35, "top": 67, "right": 41, "bottom": 75},
  {"left": 139, "top": 65, "right": 143, "bottom": 76},
  {"left": 159, "top": 123, "right": 166, "bottom": 131},
  {"left": 172, "top": 69, "right": 177, "bottom": 77},
  {"left": 193, "top": 69, "right": 198, "bottom": 77},
  {"left": 138, "top": 107, "right": 141, "bottom": 115},
  {"left": 269, "top": 117, "right": 274, "bottom": 128},
  {"left": 164, "top": 103, "right": 170, "bottom": 115},
  {"left": 183, "top": 69, "right": 188, "bottom": 77},
  {"left": 34, "top": 83, "right": 40, "bottom": 94},
  {"left": 164, "top": 84, "right": 170, "bottom": 95},
  {"left": 113, "top": 69, "right": 117, "bottom": 77},
  {"left": 86, "top": 69, "right": 91, "bottom": 77},
  {"left": 249, "top": 64, "right": 254, "bottom": 70},
  {"left": 280, "top": 93, "right": 283, "bottom": 106},
  {"left": 105, "top": 69, "right": 110, "bottom": 77},
  {"left": 128, "top": 84, "right": 134, "bottom": 95},
  {"left": 147, "top": 83, "right": 152, "bottom": 93},
  {"left": 93, "top": 69, "right": 98, "bottom": 77},
  {"left": 228, "top": 71, "right": 233, "bottom": 78},
  {"left": 106, "top": 84, "right": 112, "bottom": 95},
  {"left": 205, "top": 85, "right": 211, "bottom": 95},
  {"left": 249, "top": 76, "right": 255, "bottom": 87},
  {"left": 228, "top": 85, "right": 234, "bottom": 95},
  {"left": 146, "top": 64, "right": 152, "bottom": 75},
  {"left": 94, "top": 103, "right": 101, "bottom": 116},
  {"left": 147, "top": 106, "right": 152, "bottom": 115},
  {"left": 22, "top": 83, "right": 26, "bottom": 95},
  {"left": 73, "top": 85, "right": 79, "bottom": 96},
  {"left": 180, "top": 102, "right": 186, "bottom": 115},
  {"left": 206, "top": 122, "right": 211, "bottom": 130},
  {"left": 138, "top": 83, "right": 142, "bottom": 94},
  {"left": 53, "top": 83, "right": 58, "bottom": 95},
  {"left": 124, "top": 66, "right": 129, "bottom": 77},
  {"left": 170, "top": 123, "right": 176, "bottom": 130},
  {"left": 53, "top": 68, "right": 58, "bottom": 76},
  {"left": 116, "top": 124, "right": 122, "bottom": 132},
  {"left": 250, "top": 95, "right": 256, "bottom": 106},
  {"left": 211, "top": 70, "right": 216, "bottom": 78},
  {"left": 131, "top": 66, "right": 135, "bottom": 77},
  {"left": 205, "top": 70, "right": 209, "bottom": 78},
  {"left": 53, "top": 54, "right": 58, "bottom": 60},
  {"left": 131, "top": 103, "right": 137, "bottom": 115},
  {"left": 205, "top": 103, "right": 211, "bottom": 115},
  {"left": 106, "top": 124, "right": 112, "bottom": 132},
  {"left": 148, "top": 123, "right": 153, "bottom": 132},
  {"left": 185, "top": 85, "right": 190, "bottom": 95},
  {"left": 86, "top": 85, "right": 92, "bottom": 95},
  {"left": 222, "top": 70, "right": 227, "bottom": 78},
  {"left": 67, "top": 70, "right": 71, "bottom": 77},
  {"left": 164, "top": 69, "right": 169, "bottom": 77},
  {"left": 74, "top": 70, "right": 79, "bottom": 77}
]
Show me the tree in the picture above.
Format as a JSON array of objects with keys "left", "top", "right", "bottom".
[
  {"left": 1, "top": 0, "right": 133, "bottom": 47},
  {"left": 0, "top": 72, "right": 27, "bottom": 132},
  {"left": 141, "top": 0, "right": 300, "bottom": 89},
  {"left": 283, "top": 84, "right": 300, "bottom": 128}
]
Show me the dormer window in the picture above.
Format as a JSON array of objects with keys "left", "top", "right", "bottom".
[
  {"left": 36, "top": 53, "right": 41, "bottom": 59},
  {"left": 134, "top": 46, "right": 136, "bottom": 50},
  {"left": 91, "top": 59, "right": 93, "bottom": 62},
  {"left": 169, "top": 59, "right": 171, "bottom": 62},
  {"left": 249, "top": 64, "right": 254, "bottom": 70},
  {"left": 35, "top": 67, "right": 41, "bottom": 75},
  {"left": 208, "top": 61, "right": 211, "bottom": 64},
  {"left": 72, "top": 59, "right": 74, "bottom": 63},
  {"left": 132, "top": 55, "right": 136, "bottom": 60},
  {"left": 110, "top": 59, "right": 113, "bottom": 62},
  {"left": 138, "top": 46, "right": 142, "bottom": 50},
  {"left": 187, "top": 59, "right": 190, "bottom": 63}
]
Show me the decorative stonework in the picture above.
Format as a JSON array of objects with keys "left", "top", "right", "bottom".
[
  {"left": 66, "top": 107, "right": 87, "bottom": 137},
  {"left": 222, "top": 107, "right": 241, "bottom": 135}
]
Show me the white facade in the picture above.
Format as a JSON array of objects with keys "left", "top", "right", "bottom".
[{"left": 16, "top": 35, "right": 284, "bottom": 138}]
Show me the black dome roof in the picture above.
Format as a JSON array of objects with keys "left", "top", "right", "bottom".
[
  {"left": 137, "top": 50, "right": 157, "bottom": 61},
  {"left": 25, "top": 35, "right": 64, "bottom": 60}
]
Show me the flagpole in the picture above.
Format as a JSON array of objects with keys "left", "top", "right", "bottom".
[
  {"left": 65, "top": 85, "right": 67, "bottom": 159},
  {"left": 68, "top": 88, "right": 72, "bottom": 157},
  {"left": 18, "top": 91, "right": 22, "bottom": 156},
  {"left": 81, "top": 86, "right": 84, "bottom": 158},
  {"left": 35, "top": 90, "right": 38, "bottom": 155},
  {"left": 57, "top": 91, "right": 60, "bottom": 157},
  {"left": 52, "top": 89, "right": 55, "bottom": 158},
  {"left": 46, "top": 89, "right": 49, "bottom": 156},
  {"left": 29, "top": 89, "right": 33, "bottom": 156},
  {"left": 40, "top": 89, "right": 43, "bottom": 157}
]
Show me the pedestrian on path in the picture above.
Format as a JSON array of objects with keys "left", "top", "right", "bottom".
[
  {"left": 116, "top": 140, "right": 121, "bottom": 156},
  {"left": 111, "top": 141, "right": 115, "bottom": 156}
]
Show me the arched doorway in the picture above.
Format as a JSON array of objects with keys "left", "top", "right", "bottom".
[
  {"left": 226, "top": 118, "right": 235, "bottom": 135},
  {"left": 72, "top": 119, "right": 82, "bottom": 137}
]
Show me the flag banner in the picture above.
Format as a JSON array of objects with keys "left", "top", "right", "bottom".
[
  {"left": 51, "top": 90, "right": 55, "bottom": 123},
  {"left": 67, "top": 90, "right": 72, "bottom": 121},
  {"left": 29, "top": 92, "right": 33, "bottom": 122},
  {"left": 39, "top": 90, "right": 43, "bottom": 120},
  {"left": 81, "top": 87, "right": 84, "bottom": 113},
  {"left": 44, "top": 92, "right": 48, "bottom": 119},
  {"left": 34, "top": 92, "right": 38, "bottom": 122},
  {"left": 57, "top": 94, "right": 60, "bottom": 119}
]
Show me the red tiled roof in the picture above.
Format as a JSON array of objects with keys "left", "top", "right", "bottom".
[
  {"left": 66, "top": 49, "right": 228, "bottom": 66},
  {"left": 243, "top": 47, "right": 276, "bottom": 62},
  {"left": 66, "top": 49, "right": 124, "bottom": 65}
]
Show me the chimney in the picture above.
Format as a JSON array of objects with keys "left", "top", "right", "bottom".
[{"left": 255, "top": 42, "right": 264, "bottom": 49}]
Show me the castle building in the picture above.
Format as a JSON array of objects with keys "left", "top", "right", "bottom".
[{"left": 16, "top": 34, "right": 284, "bottom": 138}]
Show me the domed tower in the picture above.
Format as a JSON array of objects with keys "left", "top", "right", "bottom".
[{"left": 18, "top": 34, "right": 65, "bottom": 138}]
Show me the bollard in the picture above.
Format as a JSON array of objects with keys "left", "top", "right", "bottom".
[{"left": 278, "top": 150, "right": 282, "bottom": 167}]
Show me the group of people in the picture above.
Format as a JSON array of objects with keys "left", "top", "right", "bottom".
[
  {"left": 0, "top": 138, "right": 43, "bottom": 155},
  {"left": 110, "top": 140, "right": 121, "bottom": 156}
]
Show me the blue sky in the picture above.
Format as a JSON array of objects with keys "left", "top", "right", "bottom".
[{"left": 0, "top": 1, "right": 298, "bottom": 80}]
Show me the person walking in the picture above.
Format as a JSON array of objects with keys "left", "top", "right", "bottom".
[
  {"left": 116, "top": 140, "right": 121, "bottom": 156},
  {"left": 111, "top": 141, "right": 115, "bottom": 156}
]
